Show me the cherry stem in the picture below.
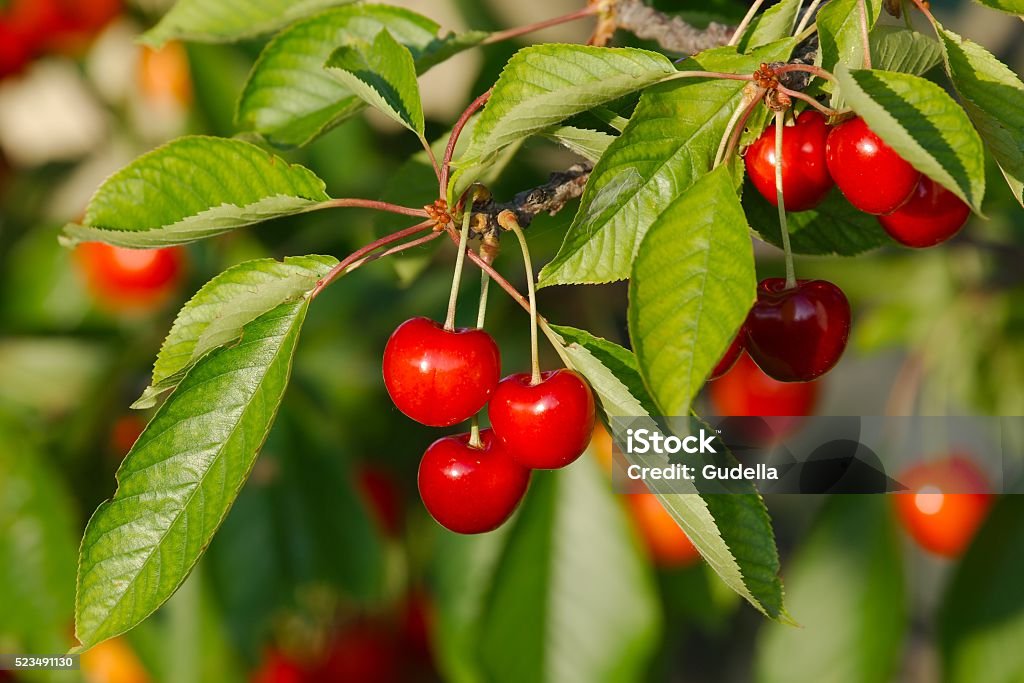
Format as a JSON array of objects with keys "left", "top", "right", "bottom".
[
  {"left": 664, "top": 71, "right": 755, "bottom": 84},
  {"left": 714, "top": 86, "right": 760, "bottom": 169},
  {"left": 794, "top": 0, "right": 825, "bottom": 35},
  {"left": 440, "top": 90, "right": 492, "bottom": 198},
  {"left": 774, "top": 110, "right": 797, "bottom": 290},
  {"left": 477, "top": 265, "right": 491, "bottom": 329},
  {"left": 444, "top": 202, "right": 476, "bottom": 331},
  {"left": 728, "top": 0, "right": 766, "bottom": 47},
  {"left": 857, "top": 0, "right": 872, "bottom": 69},
  {"left": 721, "top": 90, "right": 764, "bottom": 166},
  {"left": 773, "top": 63, "right": 837, "bottom": 84},
  {"left": 311, "top": 220, "right": 435, "bottom": 298},
  {"left": 908, "top": 0, "right": 937, "bottom": 25},
  {"left": 324, "top": 198, "right": 429, "bottom": 218},
  {"left": 500, "top": 211, "right": 542, "bottom": 385},
  {"left": 902, "top": 0, "right": 915, "bottom": 30},
  {"left": 469, "top": 416, "right": 482, "bottom": 449},
  {"left": 481, "top": 5, "right": 598, "bottom": 46},
  {"left": 420, "top": 135, "right": 442, "bottom": 182},
  {"left": 778, "top": 86, "right": 841, "bottom": 117}
]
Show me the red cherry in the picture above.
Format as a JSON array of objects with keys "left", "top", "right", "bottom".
[
  {"left": 877, "top": 176, "right": 970, "bottom": 248},
  {"left": 745, "top": 278, "right": 850, "bottom": 382},
  {"left": 417, "top": 428, "right": 530, "bottom": 534},
  {"left": 745, "top": 110, "right": 834, "bottom": 211},
  {"left": 489, "top": 369, "right": 596, "bottom": 470},
  {"left": 0, "top": 22, "right": 32, "bottom": 78},
  {"left": 626, "top": 494, "right": 701, "bottom": 568},
  {"left": 709, "top": 331, "right": 745, "bottom": 380},
  {"left": 315, "top": 624, "right": 400, "bottom": 683},
  {"left": 895, "top": 455, "right": 993, "bottom": 558},
  {"left": 356, "top": 465, "right": 403, "bottom": 537},
  {"left": 709, "top": 353, "right": 819, "bottom": 417},
  {"left": 382, "top": 317, "right": 500, "bottom": 427},
  {"left": 826, "top": 116, "right": 921, "bottom": 215},
  {"left": 76, "top": 242, "right": 185, "bottom": 310},
  {"left": 251, "top": 649, "right": 308, "bottom": 683}
]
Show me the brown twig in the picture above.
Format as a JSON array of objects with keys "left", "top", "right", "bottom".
[
  {"left": 613, "top": 0, "right": 734, "bottom": 54},
  {"left": 466, "top": 163, "right": 594, "bottom": 238}
]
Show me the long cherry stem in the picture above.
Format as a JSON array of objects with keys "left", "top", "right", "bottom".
[
  {"left": 714, "top": 85, "right": 761, "bottom": 168},
  {"left": 421, "top": 135, "right": 442, "bottom": 182},
  {"left": 481, "top": 5, "right": 598, "bottom": 45},
  {"left": 773, "top": 63, "right": 837, "bottom": 83},
  {"left": 720, "top": 90, "right": 764, "bottom": 166},
  {"left": 728, "top": 0, "right": 766, "bottom": 47},
  {"left": 440, "top": 90, "right": 492, "bottom": 197},
  {"left": 499, "top": 211, "right": 541, "bottom": 385},
  {"left": 444, "top": 204, "right": 475, "bottom": 330},
  {"left": 857, "top": 0, "right": 872, "bottom": 69},
  {"left": 774, "top": 110, "right": 797, "bottom": 289},
  {"left": 311, "top": 220, "right": 434, "bottom": 298},
  {"left": 664, "top": 71, "right": 755, "bottom": 84},
  {"left": 778, "top": 86, "right": 842, "bottom": 116},
  {"left": 324, "top": 198, "right": 429, "bottom": 217},
  {"left": 794, "top": 0, "right": 825, "bottom": 35},
  {"left": 477, "top": 266, "right": 491, "bottom": 328}
]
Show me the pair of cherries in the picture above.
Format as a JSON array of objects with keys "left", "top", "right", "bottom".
[
  {"left": 712, "top": 277, "right": 851, "bottom": 383},
  {"left": 382, "top": 317, "right": 595, "bottom": 534},
  {"left": 745, "top": 111, "right": 971, "bottom": 248}
]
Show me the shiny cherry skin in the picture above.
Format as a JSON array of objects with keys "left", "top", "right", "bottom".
[
  {"left": 382, "top": 317, "right": 500, "bottom": 427},
  {"left": 76, "top": 242, "right": 185, "bottom": 309},
  {"left": 626, "top": 494, "right": 701, "bottom": 568},
  {"left": 489, "top": 369, "right": 596, "bottom": 470},
  {"left": 252, "top": 649, "right": 307, "bottom": 683},
  {"left": 745, "top": 278, "right": 851, "bottom": 382},
  {"left": 745, "top": 110, "right": 834, "bottom": 211},
  {"left": 878, "top": 176, "right": 971, "bottom": 248},
  {"left": 418, "top": 428, "right": 530, "bottom": 534},
  {"left": 895, "top": 455, "right": 993, "bottom": 558},
  {"left": 709, "top": 330, "right": 745, "bottom": 380},
  {"left": 826, "top": 116, "right": 921, "bottom": 215}
]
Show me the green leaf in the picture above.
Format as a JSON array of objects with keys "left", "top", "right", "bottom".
[
  {"left": 455, "top": 45, "right": 676, "bottom": 177},
  {"left": 541, "top": 126, "right": 616, "bottom": 162},
  {"left": 478, "top": 457, "right": 661, "bottom": 683},
  {"left": 835, "top": 65, "right": 986, "bottom": 212},
  {"left": 237, "top": 6, "right": 478, "bottom": 148},
  {"left": 744, "top": 184, "right": 892, "bottom": 255},
  {"left": 738, "top": 0, "right": 801, "bottom": 51},
  {"left": 817, "top": 0, "right": 882, "bottom": 72},
  {"left": 141, "top": 0, "right": 356, "bottom": 47},
  {"left": 969, "top": 0, "right": 1024, "bottom": 15},
  {"left": 938, "top": 26, "right": 1024, "bottom": 205},
  {"left": 869, "top": 25, "right": 943, "bottom": 76},
  {"left": 756, "top": 496, "right": 906, "bottom": 683},
  {"left": 75, "top": 299, "right": 310, "bottom": 649},
  {"left": 628, "top": 166, "right": 755, "bottom": 418},
  {"left": 61, "top": 137, "right": 330, "bottom": 248},
  {"left": 538, "top": 41, "right": 794, "bottom": 287},
  {"left": 940, "top": 496, "right": 1024, "bottom": 683},
  {"left": 135, "top": 255, "right": 337, "bottom": 409},
  {"left": 325, "top": 29, "right": 424, "bottom": 137},
  {"left": 0, "top": 423, "right": 78, "bottom": 654},
  {"left": 546, "top": 324, "right": 659, "bottom": 418}
]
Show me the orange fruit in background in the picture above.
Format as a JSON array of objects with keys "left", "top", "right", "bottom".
[
  {"left": 81, "top": 637, "right": 150, "bottom": 683},
  {"left": 626, "top": 493, "right": 701, "bottom": 569},
  {"left": 75, "top": 243, "right": 186, "bottom": 312},
  {"left": 138, "top": 42, "right": 192, "bottom": 108},
  {"left": 894, "top": 455, "right": 994, "bottom": 558}
]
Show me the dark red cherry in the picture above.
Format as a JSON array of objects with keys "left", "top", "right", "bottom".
[
  {"left": 745, "top": 278, "right": 851, "bottom": 382},
  {"left": 489, "top": 369, "right": 596, "bottom": 470},
  {"left": 878, "top": 176, "right": 970, "bottom": 248},
  {"left": 826, "top": 116, "right": 920, "bottom": 215},
  {"left": 382, "top": 317, "right": 500, "bottom": 427},
  {"left": 745, "top": 110, "right": 834, "bottom": 211},
  {"left": 709, "top": 331, "right": 745, "bottom": 380},
  {"left": 417, "top": 429, "right": 530, "bottom": 534}
]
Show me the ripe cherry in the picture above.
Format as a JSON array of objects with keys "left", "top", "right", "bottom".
[
  {"left": 826, "top": 116, "right": 921, "bottom": 215},
  {"left": 709, "top": 353, "right": 820, "bottom": 417},
  {"left": 314, "top": 623, "right": 400, "bottom": 683},
  {"left": 626, "top": 494, "right": 700, "bottom": 568},
  {"left": 76, "top": 242, "right": 185, "bottom": 310},
  {"left": 252, "top": 649, "right": 307, "bottom": 683},
  {"left": 745, "top": 110, "right": 834, "bottom": 211},
  {"left": 489, "top": 369, "right": 596, "bottom": 470},
  {"left": 0, "top": 23, "right": 32, "bottom": 78},
  {"left": 417, "top": 428, "right": 530, "bottom": 534},
  {"left": 709, "top": 330, "right": 745, "bottom": 380},
  {"left": 745, "top": 278, "right": 850, "bottom": 382},
  {"left": 878, "top": 176, "right": 970, "bottom": 248},
  {"left": 895, "top": 455, "right": 993, "bottom": 558},
  {"left": 382, "top": 317, "right": 500, "bottom": 427}
]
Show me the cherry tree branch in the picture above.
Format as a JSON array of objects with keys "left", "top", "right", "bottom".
[
  {"left": 612, "top": 0, "right": 735, "bottom": 54},
  {"left": 467, "top": 163, "right": 594, "bottom": 238}
]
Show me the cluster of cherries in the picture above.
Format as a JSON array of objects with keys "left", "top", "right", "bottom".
[
  {"left": 0, "top": 0, "right": 120, "bottom": 78},
  {"left": 382, "top": 317, "right": 596, "bottom": 535},
  {"left": 745, "top": 110, "right": 973, "bottom": 249}
]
